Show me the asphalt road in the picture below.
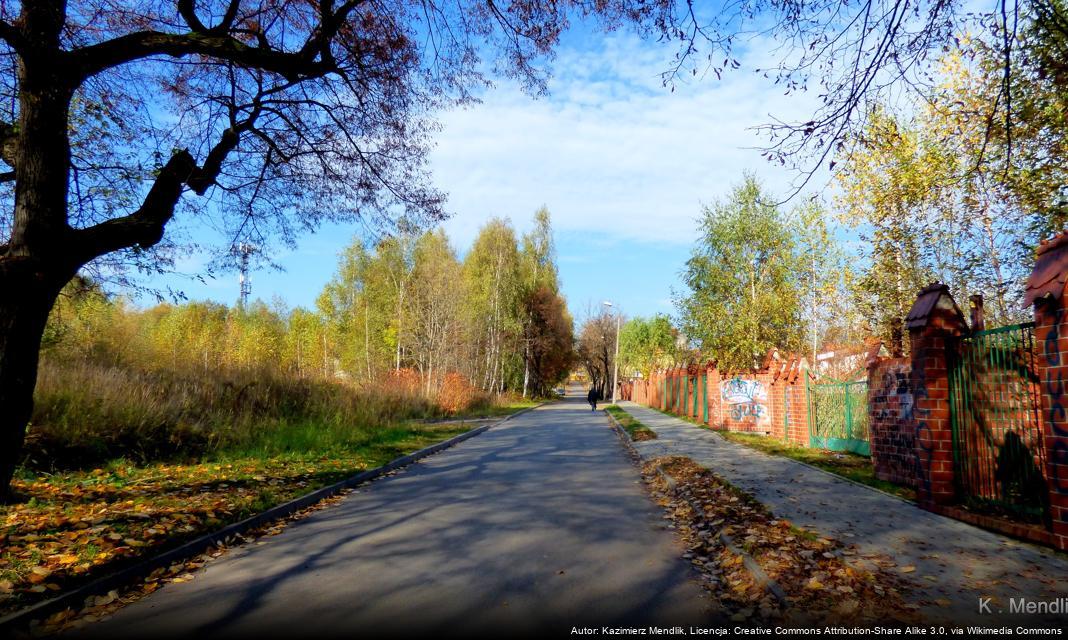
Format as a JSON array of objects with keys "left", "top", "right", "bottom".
[{"left": 80, "top": 389, "right": 711, "bottom": 638}]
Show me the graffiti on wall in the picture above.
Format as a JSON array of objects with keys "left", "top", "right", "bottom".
[
  {"left": 721, "top": 378, "right": 770, "bottom": 427},
  {"left": 1044, "top": 307, "right": 1068, "bottom": 494}
]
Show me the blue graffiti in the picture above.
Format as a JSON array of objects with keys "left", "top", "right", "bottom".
[
  {"left": 730, "top": 402, "right": 767, "bottom": 421},
  {"left": 1045, "top": 306, "right": 1068, "bottom": 494},
  {"left": 910, "top": 346, "right": 933, "bottom": 498},
  {"left": 721, "top": 377, "right": 769, "bottom": 426}
]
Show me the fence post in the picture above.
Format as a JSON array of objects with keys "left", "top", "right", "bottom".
[
  {"left": 905, "top": 283, "right": 969, "bottom": 507},
  {"left": 1025, "top": 233, "right": 1068, "bottom": 551},
  {"left": 675, "top": 367, "right": 683, "bottom": 414},
  {"left": 706, "top": 363, "right": 720, "bottom": 428},
  {"left": 683, "top": 367, "right": 692, "bottom": 418}
]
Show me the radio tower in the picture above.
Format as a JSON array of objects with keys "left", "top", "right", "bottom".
[{"left": 237, "top": 242, "right": 255, "bottom": 308}]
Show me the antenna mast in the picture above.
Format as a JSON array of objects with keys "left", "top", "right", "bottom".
[{"left": 237, "top": 242, "right": 255, "bottom": 308}]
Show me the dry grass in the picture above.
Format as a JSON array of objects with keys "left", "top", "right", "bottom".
[{"left": 24, "top": 359, "right": 499, "bottom": 471}]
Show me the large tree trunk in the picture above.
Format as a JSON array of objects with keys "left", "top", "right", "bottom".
[
  {"left": 0, "top": 4, "right": 80, "bottom": 500},
  {"left": 0, "top": 265, "right": 67, "bottom": 501}
]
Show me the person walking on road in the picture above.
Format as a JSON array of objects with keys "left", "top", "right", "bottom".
[{"left": 588, "top": 386, "right": 600, "bottom": 411}]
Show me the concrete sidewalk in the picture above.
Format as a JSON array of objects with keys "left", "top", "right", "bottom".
[
  {"left": 617, "top": 401, "right": 1068, "bottom": 626},
  {"left": 78, "top": 393, "right": 713, "bottom": 638}
]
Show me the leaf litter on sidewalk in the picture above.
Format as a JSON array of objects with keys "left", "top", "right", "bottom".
[{"left": 642, "top": 456, "right": 920, "bottom": 625}]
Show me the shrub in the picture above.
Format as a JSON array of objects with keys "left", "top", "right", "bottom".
[{"left": 436, "top": 372, "right": 480, "bottom": 415}]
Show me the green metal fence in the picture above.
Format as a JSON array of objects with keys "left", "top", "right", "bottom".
[
  {"left": 806, "top": 378, "right": 870, "bottom": 455},
  {"left": 948, "top": 322, "right": 1048, "bottom": 522}
]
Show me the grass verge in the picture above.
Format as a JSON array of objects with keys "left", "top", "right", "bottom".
[
  {"left": 715, "top": 431, "right": 916, "bottom": 502},
  {"left": 605, "top": 405, "right": 657, "bottom": 441},
  {"left": 637, "top": 405, "right": 915, "bottom": 502}
]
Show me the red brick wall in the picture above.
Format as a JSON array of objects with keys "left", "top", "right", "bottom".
[
  {"left": 867, "top": 357, "right": 918, "bottom": 488},
  {"left": 628, "top": 358, "right": 809, "bottom": 440},
  {"left": 783, "top": 383, "right": 808, "bottom": 446},
  {"left": 1033, "top": 299, "right": 1068, "bottom": 549},
  {"left": 908, "top": 310, "right": 964, "bottom": 506}
]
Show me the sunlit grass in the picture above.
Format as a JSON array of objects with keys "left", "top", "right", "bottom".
[
  {"left": 605, "top": 405, "right": 657, "bottom": 441},
  {"left": 636, "top": 406, "right": 915, "bottom": 502}
]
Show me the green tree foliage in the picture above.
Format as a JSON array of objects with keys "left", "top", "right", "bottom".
[
  {"left": 462, "top": 219, "right": 523, "bottom": 393},
  {"left": 837, "top": 3, "right": 1068, "bottom": 341},
  {"left": 676, "top": 175, "right": 836, "bottom": 371},
  {"left": 835, "top": 111, "right": 942, "bottom": 347},
  {"left": 407, "top": 230, "right": 463, "bottom": 394},
  {"left": 42, "top": 209, "right": 574, "bottom": 407},
  {"left": 314, "top": 210, "right": 572, "bottom": 396},
  {"left": 618, "top": 315, "right": 680, "bottom": 379}
]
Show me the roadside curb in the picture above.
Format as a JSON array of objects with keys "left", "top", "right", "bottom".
[
  {"left": 650, "top": 464, "right": 789, "bottom": 608},
  {"left": 604, "top": 408, "right": 789, "bottom": 607},
  {"left": 0, "top": 404, "right": 541, "bottom": 633},
  {"left": 603, "top": 409, "right": 640, "bottom": 459}
]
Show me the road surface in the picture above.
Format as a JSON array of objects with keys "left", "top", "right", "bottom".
[{"left": 81, "top": 389, "right": 711, "bottom": 638}]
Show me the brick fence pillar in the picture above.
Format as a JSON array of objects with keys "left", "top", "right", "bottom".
[
  {"left": 706, "top": 364, "right": 722, "bottom": 428},
  {"left": 1025, "top": 232, "right": 1068, "bottom": 550},
  {"left": 905, "top": 283, "right": 968, "bottom": 507}
]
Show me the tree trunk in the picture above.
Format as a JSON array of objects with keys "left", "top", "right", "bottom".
[
  {"left": 0, "top": 266, "right": 67, "bottom": 501},
  {"left": 1, "top": 8, "right": 79, "bottom": 499}
]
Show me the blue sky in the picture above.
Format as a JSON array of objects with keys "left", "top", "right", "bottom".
[{"left": 137, "top": 25, "right": 831, "bottom": 323}]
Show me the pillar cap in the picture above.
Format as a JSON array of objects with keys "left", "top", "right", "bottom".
[
  {"left": 905, "top": 283, "right": 967, "bottom": 330},
  {"left": 1025, "top": 230, "right": 1068, "bottom": 306}
]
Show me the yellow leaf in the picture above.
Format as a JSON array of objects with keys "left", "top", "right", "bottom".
[{"left": 900, "top": 565, "right": 916, "bottom": 573}]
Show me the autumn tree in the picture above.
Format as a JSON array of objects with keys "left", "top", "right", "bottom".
[
  {"left": 463, "top": 218, "right": 522, "bottom": 394},
  {"left": 676, "top": 175, "right": 837, "bottom": 371},
  {"left": 838, "top": 0, "right": 1068, "bottom": 340},
  {"left": 320, "top": 238, "right": 388, "bottom": 378},
  {"left": 519, "top": 207, "right": 558, "bottom": 398},
  {"left": 577, "top": 310, "right": 618, "bottom": 400},
  {"left": 618, "top": 314, "right": 679, "bottom": 380},
  {"left": 834, "top": 111, "right": 941, "bottom": 346},
  {"left": 521, "top": 286, "right": 574, "bottom": 397},
  {"left": 406, "top": 230, "right": 462, "bottom": 394}
]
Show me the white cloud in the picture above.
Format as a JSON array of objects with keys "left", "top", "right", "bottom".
[{"left": 430, "top": 33, "right": 828, "bottom": 250}]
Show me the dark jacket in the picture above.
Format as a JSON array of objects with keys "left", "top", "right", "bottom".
[{"left": 587, "top": 388, "right": 599, "bottom": 403}]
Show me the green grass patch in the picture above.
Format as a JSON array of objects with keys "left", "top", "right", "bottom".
[
  {"left": 716, "top": 431, "right": 916, "bottom": 502},
  {"left": 605, "top": 405, "right": 658, "bottom": 441},
  {"left": 633, "top": 405, "right": 916, "bottom": 502}
]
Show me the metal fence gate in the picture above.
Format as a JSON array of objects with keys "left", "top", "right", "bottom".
[
  {"left": 948, "top": 322, "right": 1049, "bottom": 522},
  {"left": 806, "top": 378, "right": 871, "bottom": 456}
]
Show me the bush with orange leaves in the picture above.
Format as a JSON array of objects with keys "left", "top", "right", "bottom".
[
  {"left": 387, "top": 367, "right": 422, "bottom": 396},
  {"left": 436, "top": 372, "right": 483, "bottom": 415}
]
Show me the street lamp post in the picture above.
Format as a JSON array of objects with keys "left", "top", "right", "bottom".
[{"left": 603, "top": 301, "right": 620, "bottom": 404}]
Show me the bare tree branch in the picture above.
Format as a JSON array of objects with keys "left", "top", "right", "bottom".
[
  {"left": 73, "top": 150, "right": 196, "bottom": 262},
  {"left": 70, "top": 31, "right": 333, "bottom": 83},
  {"left": 0, "top": 20, "right": 24, "bottom": 51}
]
